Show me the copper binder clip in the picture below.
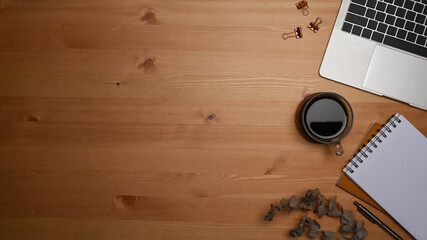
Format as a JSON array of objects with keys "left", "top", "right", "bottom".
[
  {"left": 308, "top": 17, "right": 323, "bottom": 33},
  {"left": 295, "top": 0, "right": 309, "bottom": 16},
  {"left": 282, "top": 27, "right": 303, "bottom": 40}
]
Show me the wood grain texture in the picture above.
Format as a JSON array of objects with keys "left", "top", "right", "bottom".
[{"left": 0, "top": 0, "right": 425, "bottom": 239}]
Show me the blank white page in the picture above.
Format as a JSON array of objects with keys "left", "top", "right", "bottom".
[{"left": 344, "top": 114, "right": 427, "bottom": 239}]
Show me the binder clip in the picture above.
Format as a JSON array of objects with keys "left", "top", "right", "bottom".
[
  {"left": 308, "top": 17, "right": 323, "bottom": 33},
  {"left": 282, "top": 27, "right": 303, "bottom": 40},
  {"left": 295, "top": 0, "right": 309, "bottom": 16}
]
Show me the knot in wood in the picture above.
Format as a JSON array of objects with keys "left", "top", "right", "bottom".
[
  {"left": 120, "top": 195, "right": 140, "bottom": 206},
  {"left": 141, "top": 11, "right": 156, "bottom": 23},
  {"left": 139, "top": 57, "right": 155, "bottom": 71},
  {"left": 28, "top": 115, "right": 41, "bottom": 121}
]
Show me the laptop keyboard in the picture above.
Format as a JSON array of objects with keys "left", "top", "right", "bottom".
[{"left": 342, "top": 0, "right": 427, "bottom": 58}]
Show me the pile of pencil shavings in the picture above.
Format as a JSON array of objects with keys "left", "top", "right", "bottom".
[{"left": 264, "top": 188, "right": 368, "bottom": 240}]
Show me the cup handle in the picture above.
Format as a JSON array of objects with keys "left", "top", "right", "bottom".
[{"left": 330, "top": 142, "right": 344, "bottom": 156}]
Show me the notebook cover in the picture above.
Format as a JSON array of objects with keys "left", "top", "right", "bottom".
[
  {"left": 342, "top": 114, "right": 427, "bottom": 239},
  {"left": 336, "top": 122, "right": 384, "bottom": 212}
]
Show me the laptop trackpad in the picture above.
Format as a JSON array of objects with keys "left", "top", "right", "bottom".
[{"left": 362, "top": 45, "right": 427, "bottom": 109}]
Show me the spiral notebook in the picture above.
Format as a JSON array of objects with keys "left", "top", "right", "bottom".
[
  {"left": 343, "top": 113, "right": 427, "bottom": 239},
  {"left": 336, "top": 122, "right": 384, "bottom": 212}
]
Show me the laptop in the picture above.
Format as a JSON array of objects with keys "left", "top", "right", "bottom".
[{"left": 320, "top": 0, "right": 427, "bottom": 111}]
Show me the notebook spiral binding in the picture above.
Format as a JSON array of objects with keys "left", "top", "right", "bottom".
[{"left": 345, "top": 115, "right": 402, "bottom": 174}]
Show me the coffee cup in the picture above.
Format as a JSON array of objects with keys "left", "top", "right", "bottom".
[{"left": 296, "top": 92, "right": 353, "bottom": 156}]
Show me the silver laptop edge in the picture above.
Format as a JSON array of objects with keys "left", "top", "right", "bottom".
[{"left": 320, "top": 0, "right": 427, "bottom": 111}]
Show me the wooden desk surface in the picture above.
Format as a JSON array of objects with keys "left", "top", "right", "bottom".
[{"left": 0, "top": 0, "right": 425, "bottom": 239}]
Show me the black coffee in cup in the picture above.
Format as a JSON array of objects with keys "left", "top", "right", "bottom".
[
  {"left": 305, "top": 98, "right": 348, "bottom": 139},
  {"left": 296, "top": 92, "right": 353, "bottom": 156}
]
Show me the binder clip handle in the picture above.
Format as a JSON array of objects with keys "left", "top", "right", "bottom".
[
  {"left": 308, "top": 17, "right": 323, "bottom": 33},
  {"left": 282, "top": 27, "right": 303, "bottom": 40},
  {"left": 302, "top": 8, "right": 309, "bottom": 16},
  {"left": 295, "top": 0, "right": 309, "bottom": 15}
]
